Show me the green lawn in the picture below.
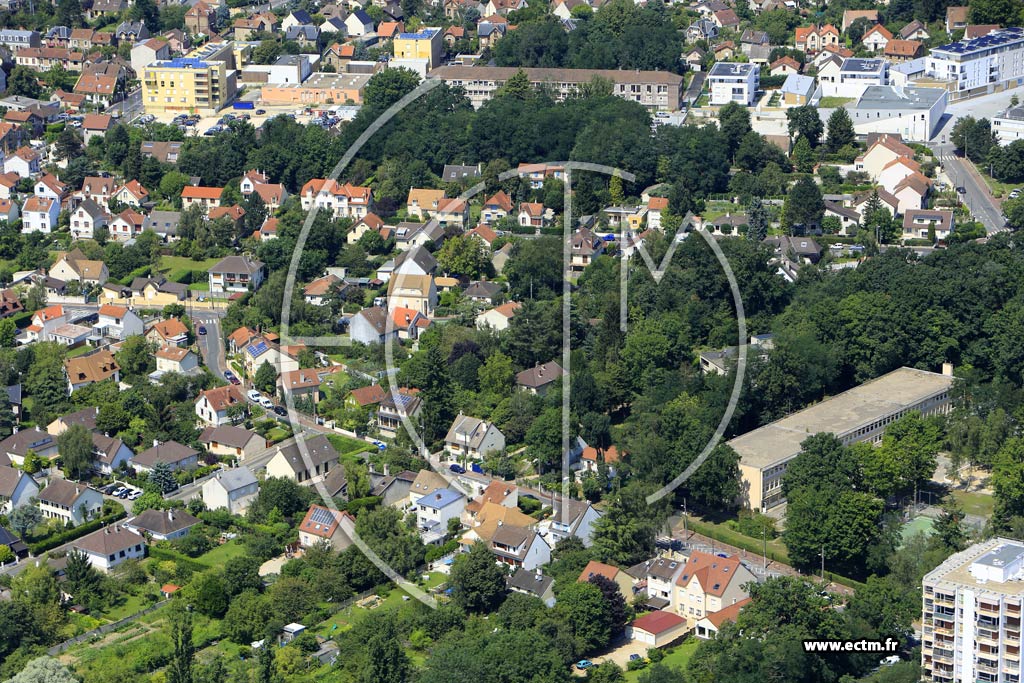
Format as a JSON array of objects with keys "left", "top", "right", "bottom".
[
  {"left": 158, "top": 256, "right": 221, "bottom": 283},
  {"left": 99, "top": 591, "right": 157, "bottom": 623},
  {"left": 195, "top": 540, "right": 248, "bottom": 566},
  {"left": 66, "top": 344, "right": 93, "bottom": 358},
  {"left": 327, "top": 434, "right": 372, "bottom": 459},
  {"left": 818, "top": 96, "right": 854, "bottom": 107},
  {"left": 951, "top": 489, "right": 995, "bottom": 517},
  {"left": 190, "top": 282, "right": 210, "bottom": 292},
  {"left": 624, "top": 639, "right": 699, "bottom": 682}
]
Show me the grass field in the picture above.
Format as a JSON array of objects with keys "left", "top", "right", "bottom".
[
  {"left": 901, "top": 515, "right": 935, "bottom": 543},
  {"left": 624, "top": 639, "right": 699, "bottom": 682},
  {"left": 158, "top": 256, "right": 221, "bottom": 283},
  {"left": 196, "top": 540, "right": 248, "bottom": 566},
  {"left": 951, "top": 489, "right": 995, "bottom": 517},
  {"left": 327, "top": 434, "right": 372, "bottom": 459}
]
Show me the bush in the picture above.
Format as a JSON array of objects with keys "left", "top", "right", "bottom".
[
  {"left": 27, "top": 510, "right": 127, "bottom": 554},
  {"left": 424, "top": 539, "right": 459, "bottom": 563},
  {"left": 736, "top": 509, "right": 778, "bottom": 540}
]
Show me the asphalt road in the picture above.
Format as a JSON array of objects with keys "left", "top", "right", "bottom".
[
  {"left": 933, "top": 142, "right": 1007, "bottom": 233},
  {"left": 105, "top": 87, "right": 143, "bottom": 122},
  {"left": 195, "top": 316, "right": 226, "bottom": 379}
]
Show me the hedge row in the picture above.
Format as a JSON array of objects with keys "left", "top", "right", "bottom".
[
  {"left": 29, "top": 510, "right": 128, "bottom": 555},
  {"left": 148, "top": 545, "right": 210, "bottom": 574}
]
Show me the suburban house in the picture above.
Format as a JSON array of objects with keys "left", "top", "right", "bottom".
[
  {"left": 674, "top": 552, "right": 756, "bottom": 628},
  {"left": 794, "top": 23, "right": 839, "bottom": 53},
  {"left": 146, "top": 318, "right": 189, "bottom": 347},
  {"left": 349, "top": 306, "right": 397, "bottom": 346},
  {"left": 507, "top": 567, "right": 556, "bottom": 607},
  {"left": 481, "top": 190, "right": 513, "bottom": 224},
  {"left": 694, "top": 597, "right": 752, "bottom": 639},
  {"left": 125, "top": 508, "right": 200, "bottom": 541},
  {"left": 209, "top": 255, "right": 265, "bottom": 295},
  {"left": 37, "top": 479, "right": 104, "bottom": 526},
  {"left": 415, "top": 488, "right": 466, "bottom": 542},
  {"left": 486, "top": 525, "right": 551, "bottom": 570},
  {"left": 862, "top": 24, "right": 892, "bottom": 52},
  {"left": 298, "top": 504, "right": 354, "bottom": 550},
  {"left": 69, "top": 198, "right": 108, "bottom": 240},
  {"left": 516, "top": 361, "right": 565, "bottom": 396},
  {"left": 95, "top": 305, "right": 144, "bottom": 340},
  {"left": 22, "top": 196, "right": 58, "bottom": 232},
  {"left": 49, "top": 249, "right": 109, "bottom": 285},
  {"left": 902, "top": 209, "right": 954, "bottom": 241},
  {"left": 406, "top": 188, "right": 446, "bottom": 219},
  {"left": 580, "top": 445, "right": 621, "bottom": 475},
  {"left": 47, "top": 407, "right": 97, "bottom": 436},
  {"left": 90, "top": 433, "right": 134, "bottom": 475},
  {"left": 199, "top": 425, "right": 267, "bottom": 461},
  {"left": 644, "top": 555, "right": 688, "bottom": 610},
  {"left": 444, "top": 414, "right": 506, "bottom": 461},
  {"left": 132, "top": 441, "right": 200, "bottom": 474},
  {"left": 544, "top": 497, "right": 602, "bottom": 547},
  {"left": 72, "top": 524, "right": 146, "bottom": 572},
  {"left": 201, "top": 467, "right": 259, "bottom": 515},
  {"left": 265, "top": 435, "right": 338, "bottom": 484},
  {"left": 471, "top": 301, "right": 520, "bottom": 333},
  {"left": 570, "top": 228, "right": 605, "bottom": 271},
  {"left": 25, "top": 304, "right": 67, "bottom": 343},
  {"left": 277, "top": 366, "right": 345, "bottom": 405},
  {"left": 194, "top": 385, "right": 247, "bottom": 426},
  {"left": 180, "top": 186, "right": 223, "bottom": 214},
  {"left": 299, "top": 180, "right": 373, "bottom": 220},
  {"left": 154, "top": 346, "right": 201, "bottom": 375},
  {"left": 387, "top": 273, "right": 437, "bottom": 316},
  {"left": 0, "top": 465, "right": 38, "bottom": 513},
  {"left": 377, "top": 390, "right": 422, "bottom": 438},
  {"left": 579, "top": 559, "right": 635, "bottom": 597},
  {"left": 65, "top": 351, "right": 120, "bottom": 392}
]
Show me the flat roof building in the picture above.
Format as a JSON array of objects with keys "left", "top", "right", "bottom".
[
  {"left": 732, "top": 366, "right": 953, "bottom": 510},
  {"left": 921, "top": 538, "right": 1024, "bottom": 682},
  {"left": 925, "top": 27, "right": 1024, "bottom": 99},
  {"left": 994, "top": 105, "right": 1024, "bottom": 145},
  {"left": 849, "top": 85, "right": 947, "bottom": 141},
  {"left": 142, "top": 50, "right": 238, "bottom": 114},
  {"left": 428, "top": 66, "right": 684, "bottom": 111},
  {"left": 260, "top": 71, "right": 372, "bottom": 105}
]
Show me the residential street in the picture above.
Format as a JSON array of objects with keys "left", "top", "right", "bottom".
[{"left": 934, "top": 142, "right": 1007, "bottom": 234}]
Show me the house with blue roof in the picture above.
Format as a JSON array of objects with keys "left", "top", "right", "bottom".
[{"left": 415, "top": 487, "right": 466, "bottom": 542}]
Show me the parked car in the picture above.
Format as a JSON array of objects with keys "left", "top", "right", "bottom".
[
  {"left": 449, "top": 463, "right": 466, "bottom": 474},
  {"left": 197, "top": 325, "right": 206, "bottom": 335},
  {"left": 247, "top": 390, "right": 262, "bottom": 402},
  {"left": 258, "top": 396, "right": 274, "bottom": 409},
  {"left": 576, "top": 661, "right": 593, "bottom": 670},
  {"left": 224, "top": 370, "right": 239, "bottom": 385},
  {"left": 371, "top": 440, "right": 387, "bottom": 451},
  {"left": 110, "top": 486, "right": 127, "bottom": 496},
  {"left": 256, "top": 109, "right": 266, "bottom": 115},
  {"left": 127, "top": 490, "right": 143, "bottom": 500},
  {"left": 117, "top": 489, "right": 130, "bottom": 499},
  {"left": 273, "top": 405, "right": 287, "bottom": 416},
  {"left": 629, "top": 654, "right": 643, "bottom": 662}
]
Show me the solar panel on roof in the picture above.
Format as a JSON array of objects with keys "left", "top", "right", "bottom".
[
  {"left": 247, "top": 341, "right": 268, "bottom": 356},
  {"left": 310, "top": 507, "right": 336, "bottom": 525}
]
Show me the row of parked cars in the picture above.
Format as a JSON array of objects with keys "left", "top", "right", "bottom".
[{"left": 100, "top": 482, "right": 143, "bottom": 500}]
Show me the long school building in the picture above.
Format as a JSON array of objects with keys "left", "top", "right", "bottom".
[{"left": 730, "top": 366, "right": 954, "bottom": 511}]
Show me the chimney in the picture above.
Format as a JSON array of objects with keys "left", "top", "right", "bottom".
[
  {"left": 942, "top": 362, "right": 954, "bottom": 377},
  {"left": 153, "top": 439, "right": 159, "bottom": 447}
]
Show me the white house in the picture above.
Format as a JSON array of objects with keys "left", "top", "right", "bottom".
[
  {"left": 22, "top": 196, "right": 58, "bottom": 233},
  {"left": 72, "top": 524, "right": 146, "bottom": 572},
  {"left": 544, "top": 497, "right": 602, "bottom": 547},
  {"left": 820, "top": 57, "right": 888, "bottom": 99},
  {"left": 37, "top": 479, "right": 104, "bottom": 527},
  {"left": 95, "top": 304, "right": 144, "bottom": 340},
  {"left": 707, "top": 62, "right": 760, "bottom": 106},
  {"left": 265, "top": 435, "right": 337, "bottom": 484},
  {"left": 0, "top": 465, "right": 38, "bottom": 514},
  {"left": 416, "top": 488, "right": 466, "bottom": 539},
  {"left": 154, "top": 346, "right": 200, "bottom": 375},
  {"left": 209, "top": 255, "right": 265, "bottom": 295},
  {"left": 344, "top": 9, "right": 374, "bottom": 35},
  {"left": 849, "top": 86, "right": 947, "bottom": 142},
  {"left": 195, "top": 385, "right": 247, "bottom": 426},
  {"left": 70, "top": 198, "right": 108, "bottom": 240},
  {"left": 475, "top": 302, "right": 521, "bottom": 332},
  {"left": 298, "top": 504, "right": 354, "bottom": 550},
  {"left": 125, "top": 508, "right": 200, "bottom": 541},
  {"left": 444, "top": 414, "right": 505, "bottom": 461},
  {"left": 201, "top": 467, "right": 259, "bottom": 515}
]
